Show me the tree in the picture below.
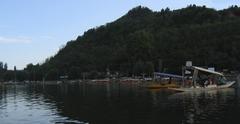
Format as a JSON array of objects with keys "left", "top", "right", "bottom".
[
  {"left": 133, "top": 60, "right": 145, "bottom": 75},
  {"left": 4, "top": 63, "right": 8, "bottom": 71}
]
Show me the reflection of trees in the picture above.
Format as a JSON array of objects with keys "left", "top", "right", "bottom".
[
  {"left": 1, "top": 84, "right": 237, "bottom": 124},
  {"left": 38, "top": 84, "right": 239, "bottom": 124},
  {"left": 37, "top": 83, "right": 185, "bottom": 124}
]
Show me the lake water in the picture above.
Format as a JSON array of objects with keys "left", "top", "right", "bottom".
[{"left": 0, "top": 83, "right": 240, "bottom": 124}]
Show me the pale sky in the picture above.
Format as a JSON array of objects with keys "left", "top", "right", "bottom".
[{"left": 0, "top": 0, "right": 239, "bottom": 69}]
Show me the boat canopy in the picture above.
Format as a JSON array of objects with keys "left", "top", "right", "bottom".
[
  {"left": 191, "top": 66, "right": 223, "bottom": 76},
  {"left": 154, "top": 72, "right": 184, "bottom": 79}
]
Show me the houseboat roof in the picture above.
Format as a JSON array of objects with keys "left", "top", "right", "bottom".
[
  {"left": 191, "top": 66, "right": 223, "bottom": 76},
  {"left": 154, "top": 72, "right": 184, "bottom": 79}
]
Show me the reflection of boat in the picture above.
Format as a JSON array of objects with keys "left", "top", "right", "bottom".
[
  {"left": 168, "top": 87, "right": 235, "bottom": 124},
  {"left": 169, "top": 66, "right": 236, "bottom": 92},
  {"left": 168, "top": 88, "right": 235, "bottom": 101}
]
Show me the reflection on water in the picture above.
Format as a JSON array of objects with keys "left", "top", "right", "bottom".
[
  {"left": 0, "top": 83, "right": 240, "bottom": 124},
  {"left": 169, "top": 89, "right": 239, "bottom": 124}
]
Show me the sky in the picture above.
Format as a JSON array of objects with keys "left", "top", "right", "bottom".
[{"left": 0, "top": 0, "right": 239, "bottom": 70}]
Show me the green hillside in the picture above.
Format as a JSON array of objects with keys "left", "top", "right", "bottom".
[{"left": 25, "top": 5, "right": 240, "bottom": 80}]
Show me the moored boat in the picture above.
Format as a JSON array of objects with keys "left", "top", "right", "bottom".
[
  {"left": 168, "top": 66, "right": 236, "bottom": 92},
  {"left": 169, "top": 81, "right": 235, "bottom": 92}
]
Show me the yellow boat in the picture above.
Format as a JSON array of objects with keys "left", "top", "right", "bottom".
[{"left": 146, "top": 72, "right": 183, "bottom": 89}]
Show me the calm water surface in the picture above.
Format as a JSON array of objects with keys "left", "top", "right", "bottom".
[{"left": 0, "top": 83, "right": 240, "bottom": 124}]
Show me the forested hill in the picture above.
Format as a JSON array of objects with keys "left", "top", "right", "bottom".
[{"left": 26, "top": 5, "right": 240, "bottom": 80}]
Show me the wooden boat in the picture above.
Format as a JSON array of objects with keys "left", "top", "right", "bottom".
[
  {"left": 168, "top": 66, "right": 236, "bottom": 92},
  {"left": 169, "top": 81, "right": 235, "bottom": 92}
]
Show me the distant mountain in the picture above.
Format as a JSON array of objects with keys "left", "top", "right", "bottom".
[{"left": 25, "top": 5, "right": 240, "bottom": 80}]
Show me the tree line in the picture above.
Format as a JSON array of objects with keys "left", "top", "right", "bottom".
[{"left": 0, "top": 62, "right": 28, "bottom": 82}]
